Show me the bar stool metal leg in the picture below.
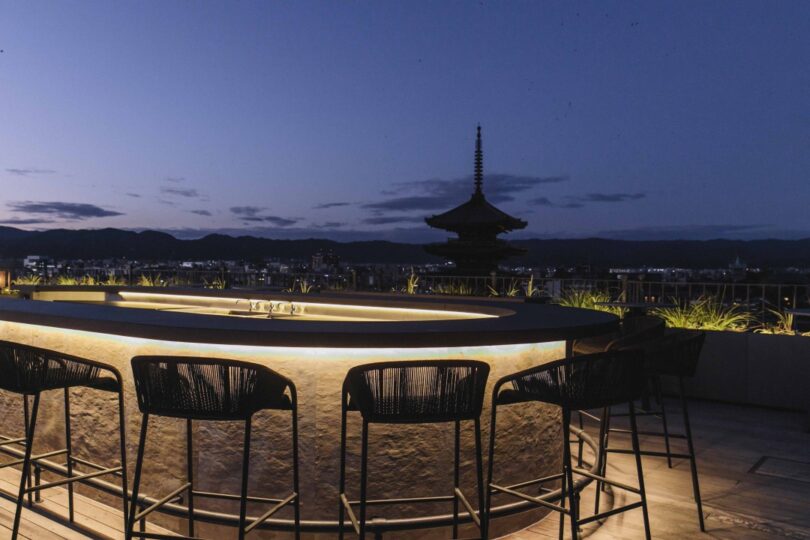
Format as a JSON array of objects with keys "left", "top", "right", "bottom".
[
  {"left": 291, "top": 394, "right": 301, "bottom": 540},
  {"left": 64, "top": 388, "right": 75, "bottom": 523},
  {"left": 557, "top": 463, "right": 565, "bottom": 540},
  {"left": 12, "top": 393, "right": 41, "bottom": 540},
  {"left": 359, "top": 420, "right": 370, "bottom": 540},
  {"left": 116, "top": 380, "right": 130, "bottom": 529},
  {"left": 126, "top": 413, "right": 150, "bottom": 540},
  {"left": 22, "top": 395, "right": 33, "bottom": 508},
  {"left": 452, "top": 420, "right": 461, "bottom": 538},
  {"left": 338, "top": 398, "right": 349, "bottom": 540},
  {"left": 186, "top": 418, "right": 195, "bottom": 537},
  {"left": 474, "top": 417, "right": 485, "bottom": 538},
  {"left": 595, "top": 404, "right": 612, "bottom": 512},
  {"left": 654, "top": 376, "right": 674, "bottom": 468},
  {"left": 679, "top": 377, "right": 705, "bottom": 531},
  {"left": 593, "top": 406, "right": 608, "bottom": 514},
  {"left": 484, "top": 402, "right": 498, "bottom": 540},
  {"left": 628, "top": 402, "right": 652, "bottom": 540},
  {"left": 237, "top": 417, "right": 252, "bottom": 540},
  {"left": 561, "top": 409, "right": 578, "bottom": 540}
]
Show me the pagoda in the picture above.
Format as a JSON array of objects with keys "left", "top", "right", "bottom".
[{"left": 424, "top": 126, "right": 527, "bottom": 274}]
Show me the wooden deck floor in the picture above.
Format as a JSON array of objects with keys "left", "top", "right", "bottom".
[
  {"left": 505, "top": 400, "right": 810, "bottom": 539},
  {"left": 0, "top": 400, "right": 807, "bottom": 539}
]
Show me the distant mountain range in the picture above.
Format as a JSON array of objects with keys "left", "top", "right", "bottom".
[{"left": 1, "top": 226, "right": 810, "bottom": 268}]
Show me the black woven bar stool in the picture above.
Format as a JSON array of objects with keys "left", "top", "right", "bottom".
[
  {"left": 338, "top": 360, "right": 490, "bottom": 540},
  {"left": 597, "top": 330, "right": 707, "bottom": 531},
  {"left": 571, "top": 315, "right": 665, "bottom": 356},
  {"left": 571, "top": 316, "right": 665, "bottom": 466},
  {"left": 0, "top": 340, "right": 128, "bottom": 540},
  {"left": 127, "top": 356, "right": 300, "bottom": 540},
  {"left": 485, "top": 350, "right": 651, "bottom": 540}
]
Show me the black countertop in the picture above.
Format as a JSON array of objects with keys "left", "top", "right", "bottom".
[{"left": 0, "top": 288, "right": 618, "bottom": 348}]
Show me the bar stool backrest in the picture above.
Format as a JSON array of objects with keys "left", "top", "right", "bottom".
[
  {"left": 607, "top": 316, "right": 665, "bottom": 351},
  {"left": 131, "top": 356, "right": 294, "bottom": 420},
  {"left": 646, "top": 330, "right": 706, "bottom": 378},
  {"left": 344, "top": 360, "right": 490, "bottom": 424},
  {"left": 498, "top": 350, "right": 646, "bottom": 410},
  {"left": 0, "top": 340, "right": 105, "bottom": 393}
]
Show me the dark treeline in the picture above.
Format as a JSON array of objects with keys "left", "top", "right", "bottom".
[{"left": 2, "top": 227, "right": 810, "bottom": 268}]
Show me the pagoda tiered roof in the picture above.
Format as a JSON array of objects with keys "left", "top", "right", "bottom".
[
  {"left": 425, "top": 126, "right": 527, "bottom": 235},
  {"left": 425, "top": 191, "right": 527, "bottom": 234},
  {"left": 423, "top": 126, "right": 528, "bottom": 273}
]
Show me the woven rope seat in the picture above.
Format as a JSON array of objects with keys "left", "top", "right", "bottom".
[
  {"left": 344, "top": 360, "right": 490, "bottom": 424},
  {"left": 573, "top": 315, "right": 665, "bottom": 356},
  {"left": 0, "top": 340, "right": 119, "bottom": 394},
  {"left": 131, "top": 356, "right": 293, "bottom": 421},
  {"left": 495, "top": 350, "right": 646, "bottom": 411}
]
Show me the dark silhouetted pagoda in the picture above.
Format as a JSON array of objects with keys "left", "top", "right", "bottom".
[{"left": 425, "top": 126, "right": 527, "bottom": 274}]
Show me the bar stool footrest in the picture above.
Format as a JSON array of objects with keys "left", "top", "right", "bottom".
[
  {"left": 134, "top": 482, "right": 191, "bottom": 522},
  {"left": 340, "top": 493, "right": 361, "bottom": 535},
  {"left": 578, "top": 501, "right": 644, "bottom": 525},
  {"left": 244, "top": 492, "right": 297, "bottom": 534},
  {"left": 489, "top": 483, "right": 569, "bottom": 515}
]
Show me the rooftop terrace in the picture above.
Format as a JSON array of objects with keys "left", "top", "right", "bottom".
[{"left": 0, "top": 399, "right": 807, "bottom": 539}]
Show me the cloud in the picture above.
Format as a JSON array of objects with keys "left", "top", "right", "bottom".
[
  {"left": 363, "top": 196, "right": 447, "bottom": 212},
  {"left": 313, "top": 221, "right": 347, "bottom": 228},
  {"left": 190, "top": 209, "right": 212, "bottom": 216},
  {"left": 362, "top": 215, "right": 427, "bottom": 225},
  {"left": 529, "top": 196, "right": 583, "bottom": 209},
  {"left": 229, "top": 206, "right": 298, "bottom": 226},
  {"left": 313, "top": 202, "right": 351, "bottom": 209},
  {"left": 0, "top": 218, "right": 56, "bottom": 225},
  {"left": 530, "top": 192, "right": 645, "bottom": 209},
  {"left": 240, "top": 215, "right": 299, "bottom": 227},
  {"left": 531, "top": 197, "right": 554, "bottom": 207},
  {"left": 7, "top": 201, "right": 124, "bottom": 220},
  {"left": 575, "top": 192, "right": 646, "bottom": 203},
  {"left": 364, "top": 174, "right": 569, "bottom": 213},
  {"left": 161, "top": 187, "right": 200, "bottom": 198},
  {"left": 5, "top": 168, "right": 56, "bottom": 176},
  {"left": 165, "top": 177, "right": 185, "bottom": 183},
  {"left": 230, "top": 206, "right": 265, "bottom": 218},
  {"left": 596, "top": 224, "right": 775, "bottom": 241},
  {"left": 126, "top": 193, "right": 142, "bottom": 198}
]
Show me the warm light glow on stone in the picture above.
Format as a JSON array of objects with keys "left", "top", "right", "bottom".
[
  {"left": 33, "top": 290, "right": 500, "bottom": 322},
  {"left": 0, "top": 320, "right": 564, "bottom": 537}
]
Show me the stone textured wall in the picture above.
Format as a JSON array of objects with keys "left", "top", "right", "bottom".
[{"left": 0, "top": 321, "right": 564, "bottom": 539}]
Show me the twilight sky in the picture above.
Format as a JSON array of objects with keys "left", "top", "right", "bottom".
[{"left": 1, "top": 1, "right": 809, "bottom": 243}]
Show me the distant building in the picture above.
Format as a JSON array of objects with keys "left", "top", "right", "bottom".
[
  {"left": 424, "top": 126, "right": 527, "bottom": 274},
  {"left": 23, "top": 255, "right": 49, "bottom": 272},
  {"left": 312, "top": 250, "right": 340, "bottom": 272}
]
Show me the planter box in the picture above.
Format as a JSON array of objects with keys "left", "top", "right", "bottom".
[{"left": 666, "top": 330, "right": 810, "bottom": 414}]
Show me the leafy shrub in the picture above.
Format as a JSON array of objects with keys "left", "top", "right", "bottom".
[
  {"left": 101, "top": 273, "right": 127, "bottom": 286},
  {"left": 652, "top": 296, "right": 752, "bottom": 332},
  {"left": 755, "top": 309, "right": 810, "bottom": 336},
  {"left": 137, "top": 274, "right": 166, "bottom": 287},
  {"left": 434, "top": 282, "right": 474, "bottom": 296},
  {"left": 204, "top": 276, "right": 227, "bottom": 290},
  {"left": 558, "top": 289, "right": 626, "bottom": 317},
  {"left": 405, "top": 272, "right": 419, "bottom": 295},
  {"left": 13, "top": 274, "right": 42, "bottom": 286}
]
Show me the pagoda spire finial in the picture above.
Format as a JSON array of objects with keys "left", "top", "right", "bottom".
[{"left": 474, "top": 124, "right": 483, "bottom": 195}]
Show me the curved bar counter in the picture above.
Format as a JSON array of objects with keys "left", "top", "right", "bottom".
[{"left": 0, "top": 288, "right": 618, "bottom": 538}]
